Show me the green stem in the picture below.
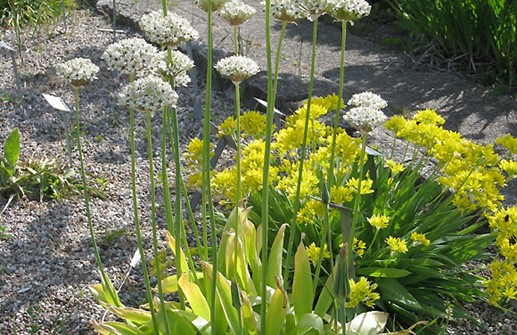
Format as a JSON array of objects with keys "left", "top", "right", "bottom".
[
  {"left": 286, "top": 17, "right": 319, "bottom": 289},
  {"left": 74, "top": 86, "right": 118, "bottom": 306},
  {"left": 145, "top": 111, "right": 171, "bottom": 335},
  {"left": 129, "top": 104, "right": 158, "bottom": 329},
  {"left": 260, "top": 0, "right": 274, "bottom": 331},
  {"left": 202, "top": 3, "right": 218, "bottom": 332}
]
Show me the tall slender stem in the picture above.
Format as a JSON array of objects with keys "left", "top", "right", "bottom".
[
  {"left": 129, "top": 104, "right": 158, "bottom": 329},
  {"left": 74, "top": 86, "right": 118, "bottom": 306},
  {"left": 145, "top": 111, "right": 171, "bottom": 335},
  {"left": 285, "top": 18, "right": 319, "bottom": 289},
  {"left": 260, "top": 0, "right": 274, "bottom": 331}
]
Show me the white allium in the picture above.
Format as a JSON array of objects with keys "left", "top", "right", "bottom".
[
  {"left": 154, "top": 50, "right": 194, "bottom": 87},
  {"left": 196, "top": 0, "right": 230, "bottom": 12},
  {"left": 139, "top": 11, "right": 199, "bottom": 48},
  {"left": 118, "top": 76, "right": 179, "bottom": 113},
  {"left": 299, "top": 0, "right": 332, "bottom": 19},
  {"left": 343, "top": 92, "right": 388, "bottom": 132},
  {"left": 219, "top": 0, "right": 256, "bottom": 26},
  {"left": 343, "top": 106, "right": 388, "bottom": 132},
  {"left": 56, "top": 57, "right": 99, "bottom": 87},
  {"left": 215, "top": 55, "right": 260, "bottom": 84},
  {"left": 347, "top": 91, "right": 387, "bottom": 110},
  {"left": 174, "top": 73, "right": 192, "bottom": 87},
  {"left": 102, "top": 38, "right": 160, "bottom": 76},
  {"left": 264, "top": 0, "right": 308, "bottom": 22},
  {"left": 328, "top": 0, "right": 371, "bottom": 22}
]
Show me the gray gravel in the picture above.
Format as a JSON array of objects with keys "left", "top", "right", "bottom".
[{"left": 0, "top": 7, "right": 516, "bottom": 335}]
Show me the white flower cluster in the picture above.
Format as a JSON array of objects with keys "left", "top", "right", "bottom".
[
  {"left": 139, "top": 11, "right": 199, "bottom": 48},
  {"left": 328, "top": 0, "right": 371, "bottom": 22},
  {"left": 56, "top": 57, "right": 99, "bottom": 87},
  {"left": 118, "top": 76, "right": 179, "bottom": 113},
  {"left": 156, "top": 50, "right": 195, "bottom": 87},
  {"left": 196, "top": 0, "right": 229, "bottom": 12},
  {"left": 343, "top": 92, "right": 388, "bottom": 132},
  {"left": 215, "top": 55, "right": 260, "bottom": 84},
  {"left": 266, "top": 0, "right": 307, "bottom": 22},
  {"left": 219, "top": 0, "right": 256, "bottom": 26},
  {"left": 102, "top": 38, "right": 160, "bottom": 76},
  {"left": 299, "top": 0, "right": 331, "bottom": 19}
]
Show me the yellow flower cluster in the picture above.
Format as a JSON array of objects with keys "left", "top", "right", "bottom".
[
  {"left": 496, "top": 133, "right": 517, "bottom": 155},
  {"left": 240, "top": 111, "right": 272, "bottom": 138},
  {"left": 386, "top": 236, "right": 408, "bottom": 254},
  {"left": 217, "top": 116, "right": 237, "bottom": 138},
  {"left": 410, "top": 232, "right": 430, "bottom": 247},
  {"left": 305, "top": 242, "right": 331, "bottom": 264},
  {"left": 367, "top": 214, "right": 390, "bottom": 229},
  {"left": 185, "top": 137, "right": 214, "bottom": 190},
  {"left": 346, "top": 276, "right": 380, "bottom": 308},
  {"left": 353, "top": 237, "right": 366, "bottom": 257}
]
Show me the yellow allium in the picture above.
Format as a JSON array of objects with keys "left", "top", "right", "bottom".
[
  {"left": 217, "top": 116, "right": 237, "bottom": 138},
  {"left": 353, "top": 237, "right": 366, "bottom": 257},
  {"left": 346, "top": 176, "right": 374, "bottom": 195},
  {"left": 346, "top": 277, "right": 380, "bottom": 308},
  {"left": 367, "top": 214, "right": 390, "bottom": 229},
  {"left": 386, "top": 159, "right": 405, "bottom": 175},
  {"left": 413, "top": 108, "right": 445, "bottom": 125},
  {"left": 496, "top": 133, "right": 517, "bottom": 155},
  {"left": 240, "top": 110, "right": 272, "bottom": 138},
  {"left": 186, "top": 170, "right": 202, "bottom": 190},
  {"left": 330, "top": 185, "right": 354, "bottom": 204},
  {"left": 410, "top": 232, "right": 430, "bottom": 247},
  {"left": 384, "top": 115, "right": 407, "bottom": 135},
  {"left": 305, "top": 242, "right": 330, "bottom": 264},
  {"left": 310, "top": 94, "right": 345, "bottom": 111},
  {"left": 386, "top": 236, "right": 408, "bottom": 254},
  {"left": 499, "top": 159, "right": 517, "bottom": 180}
]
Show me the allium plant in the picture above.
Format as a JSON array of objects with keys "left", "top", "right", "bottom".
[
  {"left": 139, "top": 10, "right": 199, "bottom": 49},
  {"left": 218, "top": 0, "right": 256, "bottom": 26},
  {"left": 328, "top": 0, "right": 372, "bottom": 23},
  {"left": 266, "top": 0, "right": 308, "bottom": 22},
  {"left": 215, "top": 55, "right": 260, "bottom": 84},
  {"left": 196, "top": 0, "right": 230, "bottom": 12},
  {"left": 55, "top": 57, "right": 99, "bottom": 88},
  {"left": 118, "top": 76, "right": 179, "bottom": 113},
  {"left": 102, "top": 37, "right": 160, "bottom": 77}
]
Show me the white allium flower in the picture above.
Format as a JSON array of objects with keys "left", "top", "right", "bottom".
[
  {"left": 215, "top": 55, "right": 260, "bottom": 84},
  {"left": 118, "top": 76, "right": 179, "bottom": 113},
  {"left": 347, "top": 91, "right": 387, "bottom": 110},
  {"left": 56, "top": 57, "right": 99, "bottom": 87},
  {"left": 139, "top": 11, "right": 199, "bottom": 48},
  {"left": 155, "top": 50, "right": 194, "bottom": 87},
  {"left": 219, "top": 0, "right": 256, "bottom": 26},
  {"left": 343, "top": 106, "right": 387, "bottom": 132},
  {"left": 264, "top": 0, "right": 308, "bottom": 22},
  {"left": 299, "top": 0, "right": 332, "bottom": 19},
  {"left": 343, "top": 92, "right": 388, "bottom": 132},
  {"left": 102, "top": 38, "right": 160, "bottom": 76},
  {"left": 196, "top": 0, "right": 230, "bottom": 12},
  {"left": 328, "top": 0, "right": 371, "bottom": 22}
]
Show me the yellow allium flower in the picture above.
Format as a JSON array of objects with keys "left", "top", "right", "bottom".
[
  {"left": 305, "top": 242, "right": 330, "bottom": 264},
  {"left": 330, "top": 185, "right": 354, "bottom": 204},
  {"left": 297, "top": 198, "right": 325, "bottom": 225},
  {"left": 185, "top": 137, "right": 214, "bottom": 166},
  {"left": 186, "top": 170, "right": 202, "bottom": 190},
  {"left": 384, "top": 115, "right": 407, "bottom": 135},
  {"left": 240, "top": 111, "right": 271, "bottom": 138},
  {"left": 499, "top": 159, "right": 517, "bottom": 180},
  {"left": 346, "top": 176, "right": 374, "bottom": 195},
  {"left": 217, "top": 116, "right": 237, "bottom": 138},
  {"left": 346, "top": 277, "right": 380, "bottom": 308},
  {"left": 386, "top": 236, "right": 408, "bottom": 254},
  {"left": 496, "top": 133, "right": 517, "bottom": 155},
  {"left": 353, "top": 237, "right": 366, "bottom": 257},
  {"left": 410, "top": 232, "right": 430, "bottom": 247},
  {"left": 386, "top": 159, "right": 405, "bottom": 175},
  {"left": 367, "top": 214, "right": 390, "bottom": 229},
  {"left": 413, "top": 108, "right": 445, "bottom": 125},
  {"left": 310, "top": 94, "right": 345, "bottom": 111}
]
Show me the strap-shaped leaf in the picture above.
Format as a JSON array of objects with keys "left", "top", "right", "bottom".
[
  {"left": 293, "top": 240, "right": 313, "bottom": 322},
  {"left": 266, "top": 224, "right": 287, "bottom": 287},
  {"left": 3, "top": 128, "right": 19, "bottom": 175},
  {"left": 178, "top": 274, "right": 211, "bottom": 322}
]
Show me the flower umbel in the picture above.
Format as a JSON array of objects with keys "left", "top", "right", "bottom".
[
  {"left": 215, "top": 55, "right": 260, "bottom": 84},
  {"left": 196, "top": 0, "right": 230, "bottom": 12},
  {"left": 299, "top": 0, "right": 332, "bottom": 19},
  {"left": 386, "top": 236, "right": 408, "bottom": 255},
  {"left": 219, "top": 0, "right": 256, "bottom": 26},
  {"left": 56, "top": 58, "right": 99, "bottom": 87},
  {"left": 118, "top": 76, "right": 179, "bottom": 113},
  {"left": 140, "top": 11, "right": 199, "bottom": 48},
  {"left": 343, "top": 92, "right": 388, "bottom": 132},
  {"left": 265, "top": 0, "right": 307, "bottom": 22},
  {"left": 367, "top": 214, "right": 389, "bottom": 229},
  {"left": 329, "top": 0, "right": 372, "bottom": 22},
  {"left": 102, "top": 38, "right": 160, "bottom": 76},
  {"left": 346, "top": 277, "right": 380, "bottom": 308}
]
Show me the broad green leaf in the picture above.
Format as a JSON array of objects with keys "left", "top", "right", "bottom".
[
  {"left": 160, "top": 309, "right": 197, "bottom": 335},
  {"left": 178, "top": 274, "right": 211, "bottom": 322},
  {"left": 111, "top": 306, "right": 152, "bottom": 325},
  {"left": 162, "top": 271, "right": 204, "bottom": 294},
  {"left": 293, "top": 240, "right": 313, "bottom": 323},
  {"left": 266, "top": 286, "right": 287, "bottom": 335},
  {"left": 226, "top": 230, "right": 256, "bottom": 295},
  {"left": 3, "top": 128, "right": 19, "bottom": 176},
  {"left": 92, "top": 321, "right": 142, "bottom": 335},
  {"left": 356, "top": 268, "right": 411, "bottom": 278},
  {"left": 165, "top": 231, "right": 190, "bottom": 279},
  {"left": 297, "top": 313, "right": 324, "bottom": 334},
  {"left": 346, "top": 311, "right": 388, "bottom": 335},
  {"left": 266, "top": 224, "right": 287, "bottom": 287},
  {"left": 240, "top": 289, "right": 259, "bottom": 335},
  {"left": 378, "top": 278, "right": 422, "bottom": 310},
  {"left": 314, "top": 264, "right": 338, "bottom": 317}
]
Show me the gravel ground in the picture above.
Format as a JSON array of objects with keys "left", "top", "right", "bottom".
[{"left": 0, "top": 8, "right": 516, "bottom": 335}]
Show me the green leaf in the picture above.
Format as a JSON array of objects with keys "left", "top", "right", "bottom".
[
  {"left": 111, "top": 306, "right": 152, "bottom": 325},
  {"left": 356, "top": 267, "right": 412, "bottom": 278},
  {"left": 297, "top": 313, "right": 323, "bottom": 335},
  {"left": 266, "top": 286, "right": 287, "bottom": 335},
  {"left": 161, "top": 309, "right": 198, "bottom": 335},
  {"left": 346, "top": 311, "right": 388, "bottom": 335},
  {"left": 378, "top": 278, "right": 422, "bottom": 311},
  {"left": 165, "top": 231, "right": 190, "bottom": 279},
  {"left": 3, "top": 128, "right": 20, "bottom": 175},
  {"left": 293, "top": 240, "right": 313, "bottom": 323},
  {"left": 178, "top": 274, "right": 211, "bottom": 322},
  {"left": 266, "top": 224, "right": 287, "bottom": 287},
  {"left": 92, "top": 321, "right": 142, "bottom": 335}
]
